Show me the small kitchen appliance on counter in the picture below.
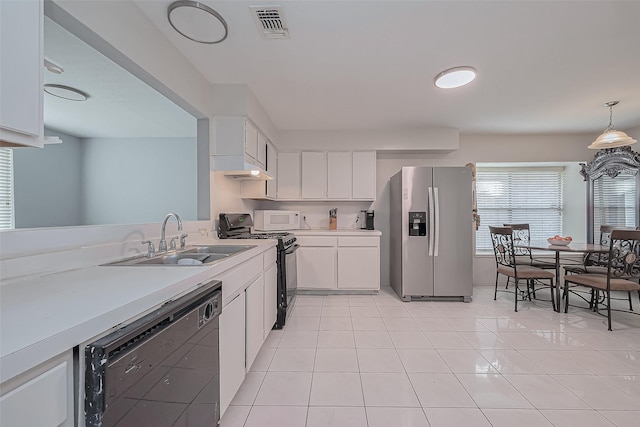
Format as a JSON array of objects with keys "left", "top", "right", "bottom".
[
  {"left": 358, "top": 210, "right": 367, "bottom": 229},
  {"left": 253, "top": 210, "right": 300, "bottom": 231},
  {"left": 366, "top": 210, "right": 375, "bottom": 230},
  {"left": 218, "top": 213, "right": 298, "bottom": 328}
]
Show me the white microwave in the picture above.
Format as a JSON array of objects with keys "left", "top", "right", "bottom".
[{"left": 253, "top": 210, "right": 300, "bottom": 231}]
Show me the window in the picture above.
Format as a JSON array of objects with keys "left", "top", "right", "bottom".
[
  {"left": 476, "top": 167, "right": 563, "bottom": 252},
  {"left": 592, "top": 174, "right": 637, "bottom": 237},
  {"left": 0, "top": 148, "right": 15, "bottom": 230}
]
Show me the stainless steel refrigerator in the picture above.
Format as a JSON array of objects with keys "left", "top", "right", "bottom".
[{"left": 390, "top": 166, "right": 473, "bottom": 301}]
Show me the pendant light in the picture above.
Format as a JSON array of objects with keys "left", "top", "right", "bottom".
[{"left": 588, "top": 101, "right": 637, "bottom": 149}]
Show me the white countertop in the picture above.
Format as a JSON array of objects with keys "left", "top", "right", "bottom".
[
  {"left": 292, "top": 229, "right": 382, "bottom": 236},
  {"left": 0, "top": 240, "right": 275, "bottom": 383}
]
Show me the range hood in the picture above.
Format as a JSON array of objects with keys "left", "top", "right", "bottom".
[{"left": 212, "top": 155, "right": 274, "bottom": 180}]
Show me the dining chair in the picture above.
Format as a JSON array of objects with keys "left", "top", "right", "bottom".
[
  {"left": 489, "top": 226, "right": 556, "bottom": 312},
  {"left": 564, "top": 225, "right": 615, "bottom": 275},
  {"left": 564, "top": 225, "right": 637, "bottom": 310},
  {"left": 563, "top": 229, "right": 640, "bottom": 331},
  {"left": 502, "top": 223, "right": 555, "bottom": 290}
]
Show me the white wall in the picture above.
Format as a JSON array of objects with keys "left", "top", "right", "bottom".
[
  {"left": 256, "top": 200, "right": 373, "bottom": 230},
  {"left": 13, "top": 129, "right": 83, "bottom": 228},
  {"left": 278, "top": 128, "right": 459, "bottom": 152},
  {"left": 81, "top": 137, "right": 197, "bottom": 225},
  {"left": 265, "top": 131, "right": 597, "bottom": 286}
]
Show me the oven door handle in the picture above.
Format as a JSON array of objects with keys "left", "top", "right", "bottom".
[{"left": 285, "top": 244, "right": 300, "bottom": 255}]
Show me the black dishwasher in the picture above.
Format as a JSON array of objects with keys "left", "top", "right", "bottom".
[{"left": 85, "top": 279, "right": 222, "bottom": 427}]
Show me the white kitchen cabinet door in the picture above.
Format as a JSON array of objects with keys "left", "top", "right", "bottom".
[
  {"left": 327, "top": 152, "right": 352, "bottom": 199},
  {"left": 263, "top": 264, "right": 277, "bottom": 338},
  {"left": 266, "top": 141, "right": 277, "bottom": 198},
  {"left": 277, "top": 152, "right": 301, "bottom": 199},
  {"left": 0, "top": 0, "right": 44, "bottom": 148},
  {"left": 301, "top": 152, "right": 327, "bottom": 199},
  {"left": 219, "top": 292, "right": 246, "bottom": 415},
  {"left": 0, "top": 351, "right": 73, "bottom": 427},
  {"left": 337, "top": 247, "right": 380, "bottom": 290},
  {"left": 352, "top": 151, "right": 377, "bottom": 200},
  {"left": 257, "top": 132, "right": 267, "bottom": 168},
  {"left": 297, "top": 247, "right": 336, "bottom": 289},
  {"left": 245, "top": 275, "right": 265, "bottom": 372},
  {"left": 244, "top": 120, "right": 259, "bottom": 162}
]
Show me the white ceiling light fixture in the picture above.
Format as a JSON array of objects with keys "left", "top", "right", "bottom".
[
  {"left": 44, "top": 57, "right": 64, "bottom": 74},
  {"left": 167, "top": 1, "right": 228, "bottom": 44},
  {"left": 434, "top": 66, "right": 477, "bottom": 89},
  {"left": 44, "top": 84, "right": 89, "bottom": 101},
  {"left": 588, "top": 101, "right": 637, "bottom": 149}
]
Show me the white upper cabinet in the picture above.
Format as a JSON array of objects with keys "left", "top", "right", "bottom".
[
  {"left": 212, "top": 116, "right": 272, "bottom": 176},
  {"left": 0, "top": 0, "right": 45, "bottom": 148},
  {"left": 352, "top": 151, "right": 377, "bottom": 200},
  {"left": 257, "top": 131, "right": 267, "bottom": 168},
  {"left": 256, "top": 149, "right": 376, "bottom": 201},
  {"left": 244, "top": 120, "right": 259, "bottom": 163},
  {"left": 327, "top": 152, "right": 352, "bottom": 199},
  {"left": 301, "top": 152, "right": 327, "bottom": 199},
  {"left": 266, "top": 141, "right": 277, "bottom": 198},
  {"left": 277, "top": 152, "right": 301, "bottom": 199}
]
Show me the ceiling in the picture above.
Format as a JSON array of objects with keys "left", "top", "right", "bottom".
[
  {"left": 132, "top": 0, "right": 640, "bottom": 135},
  {"left": 44, "top": 1, "right": 640, "bottom": 139},
  {"left": 44, "top": 17, "right": 196, "bottom": 138}
]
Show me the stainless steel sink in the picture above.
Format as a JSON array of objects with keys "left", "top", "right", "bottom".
[
  {"left": 137, "top": 253, "right": 229, "bottom": 265},
  {"left": 102, "top": 244, "right": 256, "bottom": 266},
  {"left": 184, "top": 245, "right": 255, "bottom": 255}
]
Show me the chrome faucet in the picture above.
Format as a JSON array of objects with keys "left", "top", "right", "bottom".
[{"left": 159, "top": 213, "right": 183, "bottom": 252}]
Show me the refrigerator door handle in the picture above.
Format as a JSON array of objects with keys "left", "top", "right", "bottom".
[
  {"left": 434, "top": 187, "right": 440, "bottom": 257},
  {"left": 428, "top": 186, "right": 435, "bottom": 256}
]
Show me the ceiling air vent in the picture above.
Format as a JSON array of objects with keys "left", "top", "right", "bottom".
[{"left": 250, "top": 6, "right": 289, "bottom": 39}]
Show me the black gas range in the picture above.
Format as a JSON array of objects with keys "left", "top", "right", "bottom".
[{"left": 218, "top": 213, "right": 298, "bottom": 329}]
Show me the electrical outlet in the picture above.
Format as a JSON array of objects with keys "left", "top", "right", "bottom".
[{"left": 198, "top": 228, "right": 208, "bottom": 236}]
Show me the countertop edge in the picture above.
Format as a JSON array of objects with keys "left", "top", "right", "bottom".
[{"left": 0, "top": 240, "right": 275, "bottom": 383}]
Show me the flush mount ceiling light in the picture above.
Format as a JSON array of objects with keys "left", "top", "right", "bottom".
[
  {"left": 588, "top": 101, "right": 637, "bottom": 149},
  {"left": 44, "top": 84, "right": 89, "bottom": 101},
  {"left": 44, "top": 57, "right": 64, "bottom": 74},
  {"left": 167, "top": 1, "right": 228, "bottom": 44},
  {"left": 434, "top": 66, "right": 477, "bottom": 89}
]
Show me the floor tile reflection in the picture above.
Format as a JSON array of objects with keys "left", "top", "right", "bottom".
[{"left": 222, "top": 285, "right": 640, "bottom": 427}]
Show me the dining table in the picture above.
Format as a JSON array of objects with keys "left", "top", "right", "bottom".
[{"left": 515, "top": 241, "right": 609, "bottom": 312}]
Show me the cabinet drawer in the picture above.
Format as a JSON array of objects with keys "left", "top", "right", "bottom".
[
  {"left": 0, "top": 362, "right": 68, "bottom": 427},
  {"left": 264, "top": 247, "right": 277, "bottom": 266},
  {"left": 218, "top": 255, "right": 262, "bottom": 303},
  {"left": 338, "top": 236, "right": 379, "bottom": 247},
  {"left": 296, "top": 236, "right": 337, "bottom": 247}
]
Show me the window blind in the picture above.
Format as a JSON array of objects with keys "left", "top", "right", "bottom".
[
  {"left": 593, "top": 174, "right": 637, "bottom": 238},
  {"left": 476, "top": 168, "right": 563, "bottom": 252},
  {"left": 0, "top": 148, "right": 14, "bottom": 230}
]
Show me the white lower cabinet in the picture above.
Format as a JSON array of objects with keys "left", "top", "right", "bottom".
[
  {"left": 337, "top": 236, "right": 380, "bottom": 289},
  {"left": 245, "top": 275, "right": 264, "bottom": 372},
  {"left": 296, "top": 234, "right": 380, "bottom": 291},
  {"left": 263, "top": 264, "right": 278, "bottom": 338},
  {"left": 297, "top": 236, "right": 337, "bottom": 290},
  {"left": 219, "top": 291, "right": 246, "bottom": 415},
  {"left": 218, "top": 247, "right": 277, "bottom": 417},
  {"left": 0, "top": 350, "right": 73, "bottom": 427}
]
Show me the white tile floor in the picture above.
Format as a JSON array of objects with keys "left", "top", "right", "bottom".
[{"left": 221, "top": 286, "right": 640, "bottom": 427}]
